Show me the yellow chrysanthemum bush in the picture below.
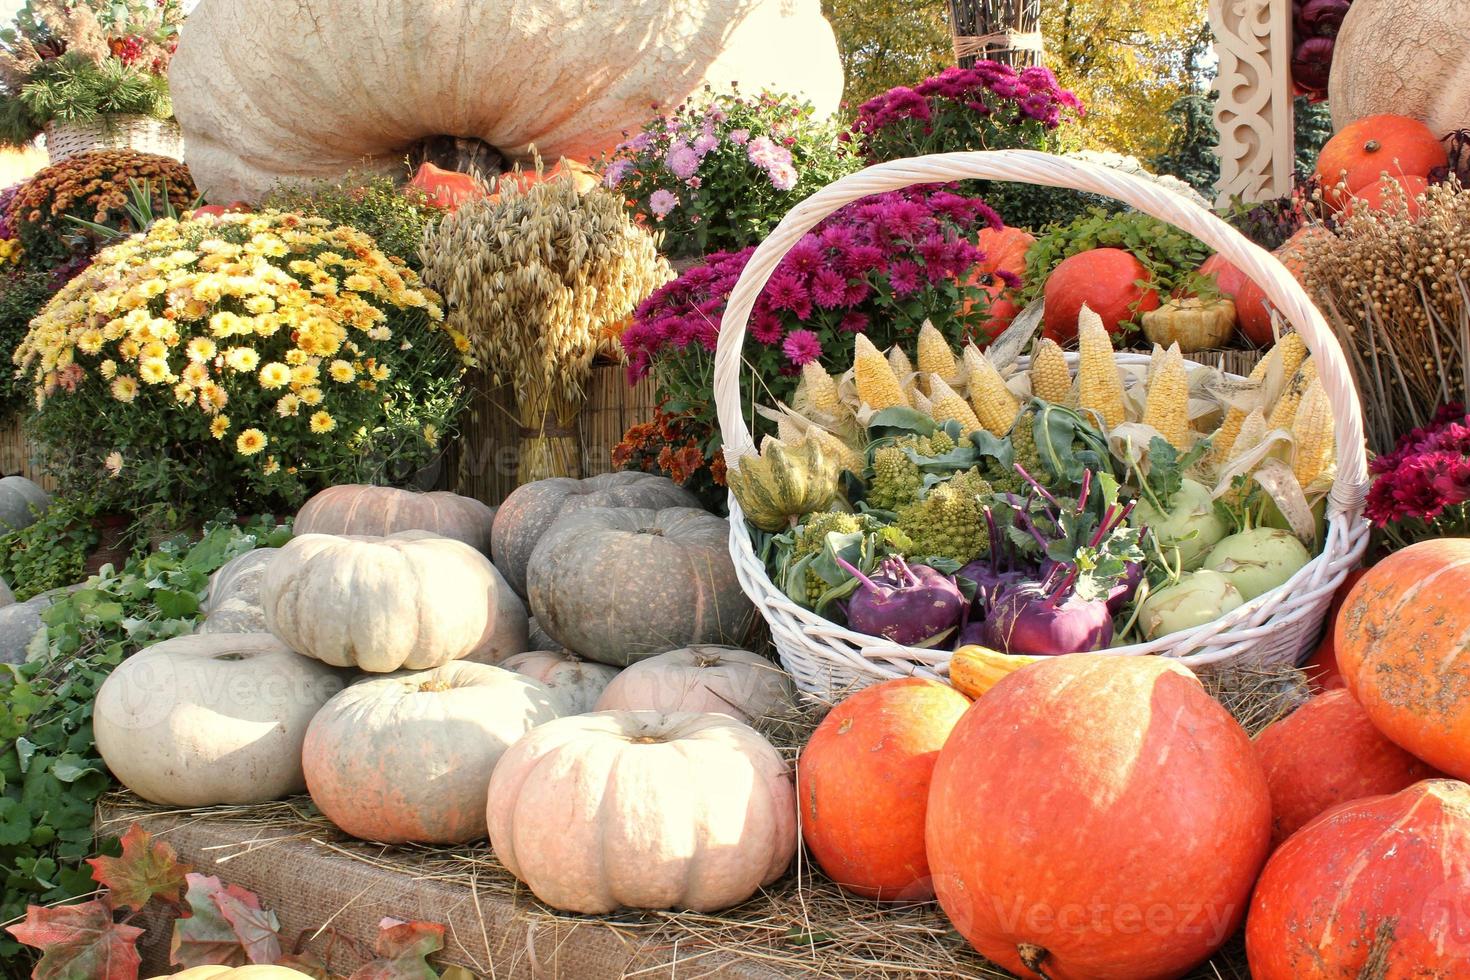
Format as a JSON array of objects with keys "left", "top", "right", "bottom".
[{"left": 14, "top": 210, "right": 469, "bottom": 525}]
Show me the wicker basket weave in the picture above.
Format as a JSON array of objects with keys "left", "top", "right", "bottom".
[
  {"left": 713, "top": 150, "right": 1370, "bottom": 696},
  {"left": 43, "top": 115, "right": 185, "bottom": 164}
]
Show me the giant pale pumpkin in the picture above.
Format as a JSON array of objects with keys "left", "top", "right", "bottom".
[
  {"left": 926, "top": 654, "right": 1271, "bottom": 979},
  {"left": 1312, "top": 114, "right": 1448, "bottom": 212},
  {"left": 798, "top": 677, "right": 970, "bottom": 901},
  {"left": 169, "top": 0, "right": 844, "bottom": 203},
  {"left": 1253, "top": 689, "right": 1442, "bottom": 847},
  {"left": 526, "top": 507, "right": 755, "bottom": 666},
  {"left": 1329, "top": 0, "right": 1470, "bottom": 144},
  {"left": 94, "top": 633, "right": 345, "bottom": 806},
  {"left": 198, "top": 548, "right": 279, "bottom": 635},
  {"left": 1042, "top": 248, "right": 1160, "bottom": 344},
  {"left": 492, "top": 472, "right": 702, "bottom": 597},
  {"left": 1246, "top": 780, "right": 1470, "bottom": 979},
  {"left": 593, "top": 646, "right": 793, "bottom": 724},
  {"left": 486, "top": 711, "right": 796, "bottom": 913},
  {"left": 261, "top": 532, "right": 524, "bottom": 672},
  {"left": 294, "top": 485, "right": 497, "bottom": 555},
  {"left": 1336, "top": 538, "right": 1470, "bottom": 780},
  {"left": 303, "top": 661, "right": 560, "bottom": 843}
]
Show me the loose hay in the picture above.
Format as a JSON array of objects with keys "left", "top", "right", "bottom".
[{"left": 96, "top": 658, "right": 1297, "bottom": 979}]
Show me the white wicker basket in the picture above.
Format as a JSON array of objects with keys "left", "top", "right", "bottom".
[
  {"left": 43, "top": 115, "right": 185, "bottom": 164},
  {"left": 713, "top": 150, "right": 1370, "bottom": 696}
]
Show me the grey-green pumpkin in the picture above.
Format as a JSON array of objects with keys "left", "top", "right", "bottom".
[
  {"left": 0, "top": 476, "right": 50, "bottom": 532},
  {"left": 492, "top": 473, "right": 701, "bottom": 597},
  {"left": 526, "top": 507, "right": 755, "bottom": 667}
]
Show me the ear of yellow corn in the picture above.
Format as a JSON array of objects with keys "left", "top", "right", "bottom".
[
  {"left": 799, "top": 361, "right": 843, "bottom": 419},
  {"left": 804, "top": 425, "right": 867, "bottom": 476},
  {"left": 854, "top": 333, "right": 909, "bottom": 410},
  {"left": 1210, "top": 346, "right": 1279, "bottom": 467},
  {"left": 1029, "top": 338, "right": 1072, "bottom": 404},
  {"left": 1291, "top": 376, "right": 1335, "bottom": 488},
  {"left": 962, "top": 344, "right": 1021, "bottom": 436},
  {"left": 1076, "top": 305, "right": 1126, "bottom": 429},
  {"left": 888, "top": 344, "right": 914, "bottom": 381},
  {"left": 1275, "top": 333, "right": 1309, "bottom": 386},
  {"left": 917, "top": 321, "right": 959, "bottom": 391},
  {"left": 776, "top": 414, "right": 805, "bottom": 446},
  {"left": 1229, "top": 408, "right": 1270, "bottom": 464},
  {"left": 1142, "top": 344, "right": 1191, "bottom": 450},
  {"left": 928, "top": 375, "right": 983, "bottom": 436},
  {"left": 911, "top": 388, "right": 934, "bottom": 416},
  {"left": 1268, "top": 356, "right": 1317, "bottom": 430}
]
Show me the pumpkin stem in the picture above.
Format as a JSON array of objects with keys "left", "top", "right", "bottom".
[
  {"left": 1364, "top": 139, "right": 1382, "bottom": 154},
  {"left": 417, "top": 679, "right": 452, "bottom": 693},
  {"left": 1016, "top": 944, "right": 1053, "bottom": 978},
  {"left": 408, "top": 135, "right": 506, "bottom": 184},
  {"left": 636, "top": 527, "right": 666, "bottom": 537},
  {"left": 630, "top": 735, "right": 663, "bottom": 744},
  {"left": 213, "top": 653, "right": 248, "bottom": 662}
]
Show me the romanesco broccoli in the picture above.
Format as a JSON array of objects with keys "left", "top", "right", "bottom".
[
  {"left": 866, "top": 430, "right": 962, "bottom": 512},
  {"left": 895, "top": 468, "right": 993, "bottom": 564},
  {"left": 792, "top": 511, "right": 876, "bottom": 605},
  {"left": 982, "top": 413, "right": 1048, "bottom": 495}
]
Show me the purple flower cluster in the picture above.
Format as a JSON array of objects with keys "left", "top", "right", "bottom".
[
  {"left": 850, "top": 61, "right": 1084, "bottom": 162},
  {"left": 620, "top": 187, "right": 1001, "bottom": 380},
  {"left": 1366, "top": 404, "right": 1470, "bottom": 527},
  {"left": 0, "top": 183, "right": 20, "bottom": 240}
]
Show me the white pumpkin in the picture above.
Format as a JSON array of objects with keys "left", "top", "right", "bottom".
[
  {"left": 500, "top": 650, "right": 619, "bottom": 715},
  {"left": 261, "top": 532, "right": 524, "bottom": 672},
  {"left": 303, "top": 661, "right": 560, "bottom": 844},
  {"left": 487, "top": 711, "right": 796, "bottom": 914},
  {"left": 294, "top": 485, "right": 497, "bottom": 555},
  {"left": 170, "top": 0, "right": 844, "bottom": 203},
  {"left": 593, "top": 646, "right": 793, "bottom": 725},
  {"left": 93, "top": 633, "right": 346, "bottom": 805},
  {"left": 198, "top": 548, "right": 278, "bottom": 635},
  {"left": 1330, "top": 0, "right": 1470, "bottom": 137}
]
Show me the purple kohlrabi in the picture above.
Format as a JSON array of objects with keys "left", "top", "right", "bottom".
[{"left": 836, "top": 556, "right": 966, "bottom": 648}]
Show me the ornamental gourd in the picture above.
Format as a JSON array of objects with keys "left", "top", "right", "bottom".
[
  {"left": 926, "top": 654, "right": 1271, "bottom": 978},
  {"left": 487, "top": 711, "right": 796, "bottom": 914},
  {"left": 1335, "top": 538, "right": 1470, "bottom": 780},
  {"left": 726, "top": 437, "right": 840, "bottom": 532},
  {"left": 294, "top": 485, "right": 497, "bottom": 555},
  {"left": 526, "top": 507, "right": 756, "bottom": 666},
  {"left": 500, "top": 650, "right": 619, "bottom": 714},
  {"left": 1253, "top": 689, "right": 1442, "bottom": 847},
  {"left": 593, "top": 646, "right": 794, "bottom": 724},
  {"left": 303, "top": 662, "right": 560, "bottom": 844},
  {"left": 93, "top": 633, "right": 345, "bottom": 806},
  {"left": 1141, "top": 297, "right": 1237, "bottom": 353},
  {"left": 169, "top": 0, "right": 844, "bottom": 203},
  {"left": 1329, "top": 0, "right": 1470, "bottom": 145},
  {"left": 1246, "top": 780, "right": 1470, "bottom": 979},
  {"left": 261, "top": 532, "right": 522, "bottom": 672},
  {"left": 492, "top": 472, "right": 702, "bottom": 597},
  {"left": 799, "top": 678, "right": 970, "bottom": 901}
]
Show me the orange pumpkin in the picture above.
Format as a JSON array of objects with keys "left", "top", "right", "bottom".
[
  {"left": 1253, "top": 689, "right": 1443, "bottom": 848},
  {"left": 797, "top": 678, "right": 969, "bottom": 901},
  {"left": 964, "top": 226, "right": 1036, "bottom": 343},
  {"left": 192, "top": 202, "right": 251, "bottom": 218},
  {"left": 408, "top": 161, "right": 484, "bottom": 210},
  {"left": 1245, "top": 780, "right": 1470, "bottom": 979},
  {"left": 926, "top": 655, "right": 1271, "bottom": 978},
  {"left": 1343, "top": 173, "right": 1430, "bottom": 219},
  {"left": 1313, "top": 114, "right": 1448, "bottom": 212},
  {"left": 1042, "top": 248, "right": 1160, "bottom": 344},
  {"left": 1198, "top": 254, "right": 1266, "bottom": 346},
  {"left": 1336, "top": 538, "right": 1470, "bottom": 780},
  {"left": 1303, "top": 567, "right": 1368, "bottom": 694}
]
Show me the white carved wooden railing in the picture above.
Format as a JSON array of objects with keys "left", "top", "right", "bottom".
[{"left": 1210, "top": 0, "right": 1296, "bottom": 205}]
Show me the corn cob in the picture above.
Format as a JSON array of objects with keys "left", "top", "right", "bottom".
[
  {"left": 911, "top": 389, "right": 934, "bottom": 416},
  {"left": 917, "top": 321, "right": 959, "bottom": 390},
  {"left": 928, "top": 375, "right": 983, "bottom": 435},
  {"left": 1268, "top": 357, "right": 1317, "bottom": 431},
  {"left": 888, "top": 344, "right": 914, "bottom": 381},
  {"left": 1275, "top": 332, "right": 1309, "bottom": 386},
  {"left": 799, "top": 362, "right": 843, "bottom": 419},
  {"left": 854, "top": 333, "right": 909, "bottom": 410},
  {"left": 1291, "top": 376, "right": 1335, "bottom": 488},
  {"left": 1142, "top": 344, "right": 1191, "bottom": 450},
  {"left": 1229, "top": 408, "right": 1270, "bottom": 465},
  {"left": 962, "top": 344, "right": 1021, "bottom": 436},
  {"left": 776, "top": 414, "right": 805, "bottom": 446},
  {"left": 1210, "top": 348, "right": 1278, "bottom": 467},
  {"left": 1076, "top": 306, "right": 1126, "bottom": 429},
  {"left": 805, "top": 424, "right": 867, "bottom": 476},
  {"left": 1029, "top": 338, "right": 1072, "bottom": 404}
]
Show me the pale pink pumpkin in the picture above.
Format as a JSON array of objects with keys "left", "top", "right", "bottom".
[{"left": 593, "top": 646, "right": 793, "bottom": 724}]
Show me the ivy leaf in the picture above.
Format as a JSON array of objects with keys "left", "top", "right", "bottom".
[
  {"left": 7, "top": 899, "right": 144, "bottom": 980},
  {"left": 170, "top": 872, "right": 281, "bottom": 968},
  {"left": 348, "top": 919, "right": 446, "bottom": 980},
  {"left": 87, "top": 823, "right": 191, "bottom": 912}
]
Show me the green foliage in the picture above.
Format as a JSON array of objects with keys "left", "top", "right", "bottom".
[
  {"left": 1293, "top": 96, "right": 1333, "bottom": 177},
  {"left": 0, "top": 268, "right": 51, "bottom": 417},
  {"left": 262, "top": 173, "right": 442, "bottom": 271},
  {"left": 64, "top": 177, "right": 201, "bottom": 242},
  {"left": 0, "top": 518, "right": 288, "bottom": 967},
  {"left": 0, "top": 54, "right": 172, "bottom": 146},
  {"left": 1150, "top": 90, "right": 1220, "bottom": 195},
  {"left": 821, "top": 0, "right": 951, "bottom": 107},
  {"left": 0, "top": 500, "right": 101, "bottom": 602},
  {"left": 1021, "top": 207, "right": 1216, "bottom": 309}
]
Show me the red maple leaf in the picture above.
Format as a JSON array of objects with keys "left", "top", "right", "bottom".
[
  {"left": 170, "top": 872, "right": 282, "bottom": 968},
  {"left": 87, "top": 823, "right": 192, "bottom": 912},
  {"left": 347, "top": 919, "right": 446, "bottom": 980},
  {"left": 7, "top": 899, "right": 144, "bottom": 980}
]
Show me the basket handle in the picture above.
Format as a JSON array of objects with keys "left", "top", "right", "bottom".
[{"left": 713, "top": 150, "right": 1367, "bottom": 514}]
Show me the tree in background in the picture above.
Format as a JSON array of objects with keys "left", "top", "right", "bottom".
[{"left": 822, "top": 0, "right": 951, "bottom": 107}]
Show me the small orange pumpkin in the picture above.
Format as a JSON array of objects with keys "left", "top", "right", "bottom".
[
  {"left": 1343, "top": 173, "right": 1430, "bottom": 219},
  {"left": 963, "top": 225, "right": 1035, "bottom": 343},
  {"left": 409, "top": 162, "right": 484, "bottom": 210},
  {"left": 1313, "top": 114, "right": 1447, "bottom": 212},
  {"left": 1042, "top": 247, "right": 1160, "bottom": 343}
]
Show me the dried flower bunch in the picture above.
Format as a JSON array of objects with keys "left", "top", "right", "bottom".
[
  {"left": 1297, "top": 180, "right": 1470, "bottom": 454},
  {"left": 14, "top": 210, "right": 467, "bottom": 524},
  {"left": 422, "top": 167, "right": 670, "bottom": 482},
  {"left": 6, "top": 148, "right": 194, "bottom": 269}
]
